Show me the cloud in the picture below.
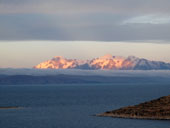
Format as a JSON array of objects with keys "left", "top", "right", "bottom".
[
  {"left": 123, "top": 15, "right": 170, "bottom": 25},
  {"left": 1, "top": 14, "right": 170, "bottom": 41},
  {"left": 0, "top": 0, "right": 170, "bottom": 15},
  {"left": 0, "top": 0, "right": 170, "bottom": 41},
  {"left": 1, "top": 68, "right": 170, "bottom": 78}
]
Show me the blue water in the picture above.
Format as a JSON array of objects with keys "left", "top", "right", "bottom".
[{"left": 0, "top": 83, "right": 170, "bottom": 128}]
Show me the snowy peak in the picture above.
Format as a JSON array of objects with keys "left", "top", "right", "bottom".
[
  {"left": 34, "top": 55, "right": 170, "bottom": 70},
  {"left": 34, "top": 56, "right": 79, "bottom": 69},
  {"left": 90, "top": 55, "right": 127, "bottom": 69},
  {"left": 99, "top": 54, "right": 113, "bottom": 59}
]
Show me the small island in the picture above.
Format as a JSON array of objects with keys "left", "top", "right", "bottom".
[
  {"left": 96, "top": 95, "right": 170, "bottom": 120},
  {"left": 0, "top": 106, "right": 20, "bottom": 109}
]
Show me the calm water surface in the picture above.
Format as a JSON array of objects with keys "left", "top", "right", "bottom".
[{"left": 0, "top": 83, "right": 170, "bottom": 128}]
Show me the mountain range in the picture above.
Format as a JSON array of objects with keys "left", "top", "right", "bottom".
[{"left": 34, "top": 54, "right": 170, "bottom": 70}]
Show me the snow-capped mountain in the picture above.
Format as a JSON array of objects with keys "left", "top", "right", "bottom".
[
  {"left": 34, "top": 56, "right": 80, "bottom": 69},
  {"left": 34, "top": 55, "right": 170, "bottom": 70}
]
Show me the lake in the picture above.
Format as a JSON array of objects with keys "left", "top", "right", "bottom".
[{"left": 0, "top": 83, "right": 170, "bottom": 128}]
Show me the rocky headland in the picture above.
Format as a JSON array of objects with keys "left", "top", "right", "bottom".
[{"left": 97, "top": 95, "right": 170, "bottom": 120}]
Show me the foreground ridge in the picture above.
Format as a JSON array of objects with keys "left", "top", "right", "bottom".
[
  {"left": 96, "top": 95, "right": 170, "bottom": 120},
  {"left": 34, "top": 55, "right": 170, "bottom": 70}
]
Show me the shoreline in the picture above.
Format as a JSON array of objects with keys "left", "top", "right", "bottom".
[{"left": 96, "top": 113, "right": 170, "bottom": 120}]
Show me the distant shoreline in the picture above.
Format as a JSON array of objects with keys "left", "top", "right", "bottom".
[
  {"left": 1, "top": 74, "right": 170, "bottom": 85},
  {"left": 0, "top": 106, "right": 21, "bottom": 109}
]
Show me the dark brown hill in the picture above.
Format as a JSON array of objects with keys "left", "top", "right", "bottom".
[{"left": 97, "top": 95, "right": 170, "bottom": 120}]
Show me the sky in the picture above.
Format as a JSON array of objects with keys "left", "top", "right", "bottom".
[{"left": 0, "top": 0, "right": 170, "bottom": 68}]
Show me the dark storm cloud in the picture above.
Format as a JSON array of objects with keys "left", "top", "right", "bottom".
[{"left": 0, "top": 0, "right": 170, "bottom": 41}]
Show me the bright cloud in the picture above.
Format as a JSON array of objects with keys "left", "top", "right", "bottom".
[{"left": 123, "top": 15, "right": 170, "bottom": 24}]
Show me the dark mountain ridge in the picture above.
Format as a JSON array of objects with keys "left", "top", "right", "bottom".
[{"left": 0, "top": 74, "right": 170, "bottom": 85}]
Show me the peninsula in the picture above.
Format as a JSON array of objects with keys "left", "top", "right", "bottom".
[{"left": 97, "top": 95, "right": 170, "bottom": 120}]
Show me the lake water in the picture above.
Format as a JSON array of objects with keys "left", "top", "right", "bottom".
[{"left": 0, "top": 83, "right": 170, "bottom": 128}]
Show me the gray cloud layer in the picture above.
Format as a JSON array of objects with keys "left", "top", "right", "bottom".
[
  {"left": 0, "top": 0, "right": 170, "bottom": 41},
  {"left": 1, "top": 0, "right": 170, "bottom": 15},
  {"left": 1, "top": 68, "right": 170, "bottom": 78}
]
